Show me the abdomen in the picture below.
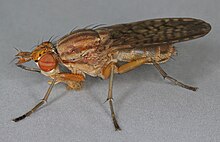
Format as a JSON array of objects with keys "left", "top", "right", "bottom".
[{"left": 115, "top": 44, "right": 176, "bottom": 64}]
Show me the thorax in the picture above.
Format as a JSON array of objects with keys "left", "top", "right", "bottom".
[{"left": 56, "top": 29, "right": 112, "bottom": 77}]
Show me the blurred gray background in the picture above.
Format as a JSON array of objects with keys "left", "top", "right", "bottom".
[{"left": 0, "top": 0, "right": 219, "bottom": 142}]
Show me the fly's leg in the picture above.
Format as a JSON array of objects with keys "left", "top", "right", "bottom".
[
  {"left": 102, "top": 57, "right": 147, "bottom": 79},
  {"left": 152, "top": 60, "right": 198, "bottom": 91},
  {"left": 53, "top": 73, "right": 85, "bottom": 82},
  {"left": 115, "top": 57, "right": 198, "bottom": 91},
  {"left": 65, "top": 81, "right": 84, "bottom": 91},
  {"left": 117, "top": 58, "right": 147, "bottom": 74},
  {"left": 12, "top": 79, "right": 56, "bottom": 122},
  {"left": 16, "top": 64, "right": 41, "bottom": 73},
  {"left": 106, "top": 65, "right": 121, "bottom": 131},
  {"left": 51, "top": 73, "right": 85, "bottom": 90},
  {"left": 101, "top": 58, "right": 148, "bottom": 130}
]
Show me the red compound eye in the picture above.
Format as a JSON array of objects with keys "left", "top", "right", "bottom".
[{"left": 38, "top": 53, "right": 57, "bottom": 72}]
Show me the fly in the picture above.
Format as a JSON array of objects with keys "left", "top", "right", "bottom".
[{"left": 12, "top": 18, "right": 211, "bottom": 130}]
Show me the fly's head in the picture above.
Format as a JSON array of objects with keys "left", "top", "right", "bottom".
[{"left": 15, "top": 41, "right": 59, "bottom": 75}]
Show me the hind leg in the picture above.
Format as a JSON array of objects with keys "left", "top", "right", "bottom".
[{"left": 152, "top": 60, "right": 198, "bottom": 91}]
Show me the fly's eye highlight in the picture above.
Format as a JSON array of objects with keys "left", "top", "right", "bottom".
[{"left": 38, "top": 53, "right": 57, "bottom": 72}]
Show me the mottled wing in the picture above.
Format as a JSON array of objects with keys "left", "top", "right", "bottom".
[{"left": 96, "top": 18, "right": 211, "bottom": 48}]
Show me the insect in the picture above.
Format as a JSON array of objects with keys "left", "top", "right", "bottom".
[{"left": 13, "top": 18, "right": 211, "bottom": 130}]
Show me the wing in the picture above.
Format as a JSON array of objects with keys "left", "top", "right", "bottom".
[{"left": 96, "top": 18, "right": 211, "bottom": 48}]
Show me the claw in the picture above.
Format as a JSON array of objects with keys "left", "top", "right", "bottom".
[
  {"left": 12, "top": 114, "right": 27, "bottom": 122},
  {"left": 14, "top": 51, "right": 32, "bottom": 64},
  {"left": 16, "top": 57, "right": 31, "bottom": 65},
  {"left": 103, "top": 98, "right": 114, "bottom": 104},
  {"left": 9, "top": 57, "right": 19, "bottom": 64},
  {"left": 15, "top": 51, "right": 31, "bottom": 57}
]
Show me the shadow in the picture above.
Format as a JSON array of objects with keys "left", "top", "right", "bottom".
[
  {"left": 84, "top": 78, "right": 113, "bottom": 117},
  {"left": 38, "top": 86, "right": 69, "bottom": 110},
  {"left": 83, "top": 76, "right": 105, "bottom": 90},
  {"left": 114, "top": 83, "right": 139, "bottom": 112},
  {"left": 167, "top": 36, "right": 220, "bottom": 83},
  {"left": 43, "top": 90, "right": 69, "bottom": 108}
]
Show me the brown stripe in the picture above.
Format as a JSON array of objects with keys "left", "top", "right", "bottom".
[{"left": 58, "top": 30, "right": 98, "bottom": 45}]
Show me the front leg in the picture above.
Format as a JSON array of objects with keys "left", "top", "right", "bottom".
[
  {"left": 16, "top": 64, "right": 41, "bottom": 73},
  {"left": 13, "top": 79, "right": 56, "bottom": 122},
  {"left": 51, "top": 73, "right": 85, "bottom": 90}
]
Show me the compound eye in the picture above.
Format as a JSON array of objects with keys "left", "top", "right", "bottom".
[{"left": 38, "top": 53, "right": 57, "bottom": 72}]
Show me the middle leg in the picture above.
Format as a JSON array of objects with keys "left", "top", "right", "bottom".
[{"left": 106, "top": 64, "right": 121, "bottom": 130}]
